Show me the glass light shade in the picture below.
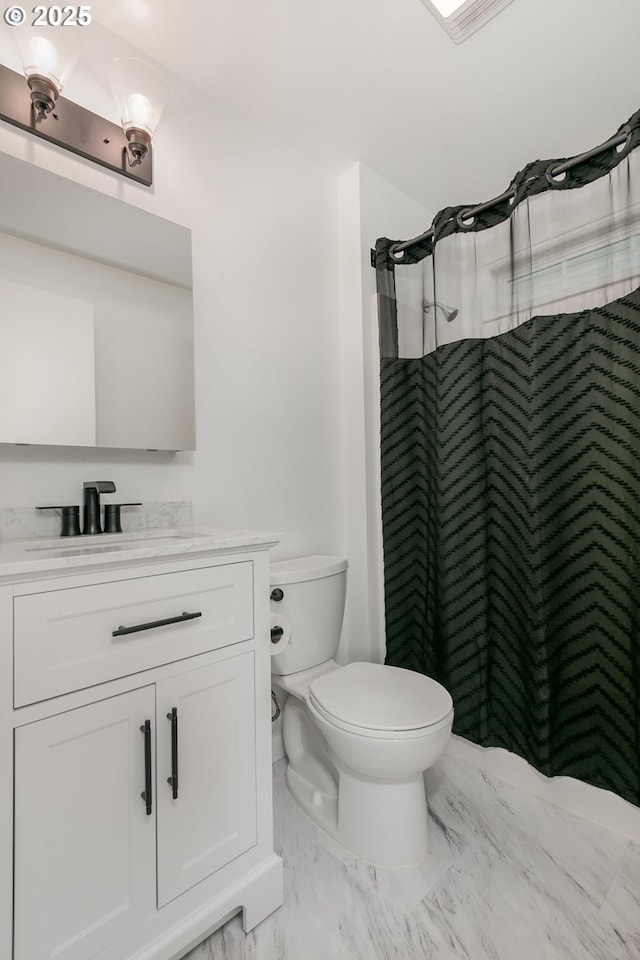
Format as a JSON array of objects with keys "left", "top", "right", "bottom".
[
  {"left": 109, "top": 57, "right": 167, "bottom": 138},
  {"left": 14, "top": 31, "right": 76, "bottom": 93}
]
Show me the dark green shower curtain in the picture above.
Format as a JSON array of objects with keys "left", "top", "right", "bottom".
[
  {"left": 377, "top": 111, "right": 640, "bottom": 806},
  {"left": 380, "top": 297, "right": 640, "bottom": 804}
]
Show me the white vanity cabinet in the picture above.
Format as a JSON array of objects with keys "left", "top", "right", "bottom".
[{"left": 0, "top": 533, "right": 283, "bottom": 960}]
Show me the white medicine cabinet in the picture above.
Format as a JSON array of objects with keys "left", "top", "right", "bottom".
[{"left": 0, "top": 151, "right": 196, "bottom": 451}]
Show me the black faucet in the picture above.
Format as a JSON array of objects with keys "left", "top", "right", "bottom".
[{"left": 83, "top": 481, "right": 116, "bottom": 535}]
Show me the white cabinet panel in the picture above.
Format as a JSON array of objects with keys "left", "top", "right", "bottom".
[
  {"left": 14, "top": 561, "right": 254, "bottom": 706},
  {"left": 156, "top": 651, "right": 257, "bottom": 906},
  {"left": 14, "top": 687, "right": 156, "bottom": 960}
]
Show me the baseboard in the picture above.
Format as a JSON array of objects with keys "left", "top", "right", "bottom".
[{"left": 446, "top": 735, "right": 640, "bottom": 843}]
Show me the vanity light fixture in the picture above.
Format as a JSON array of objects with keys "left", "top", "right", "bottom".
[
  {"left": 0, "top": 36, "right": 167, "bottom": 186},
  {"left": 419, "top": 0, "right": 516, "bottom": 43}
]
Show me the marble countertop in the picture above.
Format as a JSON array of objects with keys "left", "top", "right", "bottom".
[{"left": 0, "top": 527, "right": 280, "bottom": 581}]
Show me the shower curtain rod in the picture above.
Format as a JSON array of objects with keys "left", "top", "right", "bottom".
[{"left": 381, "top": 125, "right": 631, "bottom": 262}]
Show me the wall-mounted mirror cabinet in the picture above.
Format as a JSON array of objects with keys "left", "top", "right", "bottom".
[{"left": 0, "top": 151, "right": 195, "bottom": 451}]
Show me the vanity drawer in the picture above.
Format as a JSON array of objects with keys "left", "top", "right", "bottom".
[{"left": 14, "top": 562, "right": 254, "bottom": 707}]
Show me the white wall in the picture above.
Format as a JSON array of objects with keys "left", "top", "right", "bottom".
[
  {"left": 0, "top": 23, "right": 438, "bottom": 669},
  {"left": 338, "top": 163, "right": 431, "bottom": 663},
  {"left": 0, "top": 24, "right": 343, "bottom": 559}
]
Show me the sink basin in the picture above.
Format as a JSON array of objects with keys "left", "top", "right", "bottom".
[{"left": 24, "top": 530, "right": 207, "bottom": 555}]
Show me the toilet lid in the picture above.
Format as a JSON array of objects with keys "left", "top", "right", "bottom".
[{"left": 308, "top": 662, "right": 453, "bottom": 732}]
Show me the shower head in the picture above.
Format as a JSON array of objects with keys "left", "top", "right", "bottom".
[{"left": 423, "top": 300, "right": 459, "bottom": 322}]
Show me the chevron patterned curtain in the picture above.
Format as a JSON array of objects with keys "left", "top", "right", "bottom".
[{"left": 375, "top": 111, "right": 640, "bottom": 806}]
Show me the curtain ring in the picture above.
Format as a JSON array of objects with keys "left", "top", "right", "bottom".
[
  {"left": 389, "top": 244, "right": 407, "bottom": 261},
  {"left": 545, "top": 163, "right": 569, "bottom": 186},
  {"left": 613, "top": 124, "right": 633, "bottom": 157},
  {"left": 456, "top": 209, "right": 476, "bottom": 230}
]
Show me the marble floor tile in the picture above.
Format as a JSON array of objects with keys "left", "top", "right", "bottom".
[
  {"left": 416, "top": 837, "right": 640, "bottom": 960},
  {"left": 426, "top": 755, "right": 629, "bottom": 906},
  {"left": 185, "top": 757, "right": 640, "bottom": 960},
  {"left": 600, "top": 842, "right": 640, "bottom": 936}
]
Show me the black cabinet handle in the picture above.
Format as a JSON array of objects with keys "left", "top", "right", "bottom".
[
  {"left": 167, "top": 707, "right": 179, "bottom": 800},
  {"left": 140, "top": 720, "right": 152, "bottom": 816},
  {"left": 113, "top": 611, "right": 202, "bottom": 637}
]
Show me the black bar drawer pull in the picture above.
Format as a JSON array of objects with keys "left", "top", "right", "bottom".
[
  {"left": 140, "top": 719, "right": 152, "bottom": 816},
  {"left": 113, "top": 611, "right": 202, "bottom": 637},
  {"left": 167, "top": 707, "right": 179, "bottom": 799}
]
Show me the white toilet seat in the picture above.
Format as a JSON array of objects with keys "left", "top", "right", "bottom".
[
  {"left": 307, "top": 661, "right": 453, "bottom": 740},
  {"left": 307, "top": 694, "right": 453, "bottom": 740}
]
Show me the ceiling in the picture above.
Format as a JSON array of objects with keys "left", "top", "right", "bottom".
[{"left": 94, "top": 0, "right": 640, "bottom": 215}]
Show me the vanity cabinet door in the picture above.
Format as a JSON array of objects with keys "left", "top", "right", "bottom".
[
  {"left": 156, "top": 651, "right": 257, "bottom": 907},
  {"left": 14, "top": 687, "right": 157, "bottom": 960}
]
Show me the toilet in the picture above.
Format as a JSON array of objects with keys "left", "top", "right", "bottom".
[{"left": 270, "top": 555, "right": 453, "bottom": 868}]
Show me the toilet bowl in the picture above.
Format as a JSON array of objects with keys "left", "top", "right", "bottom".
[{"left": 271, "top": 556, "right": 453, "bottom": 867}]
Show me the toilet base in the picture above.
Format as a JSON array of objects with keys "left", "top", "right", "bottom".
[
  {"left": 286, "top": 762, "right": 338, "bottom": 838},
  {"left": 334, "top": 763, "right": 430, "bottom": 867},
  {"left": 285, "top": 755, "right": 430, "bottom": 868}
]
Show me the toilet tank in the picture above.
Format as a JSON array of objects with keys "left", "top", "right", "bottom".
[{"left": 270, "top": 555, "right": 348, "bottom": 677}]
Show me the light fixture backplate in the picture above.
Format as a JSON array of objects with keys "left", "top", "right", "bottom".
[
  {"left": 420, "top": 0, "right": 516, "bottom": 44},
  {"left": 0, "top": 63, "right": 153, "bottom": 186}
]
